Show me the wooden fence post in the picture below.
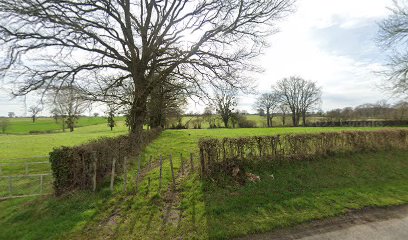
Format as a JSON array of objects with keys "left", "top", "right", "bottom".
[
  {"left": 8, "top": 176, "right": 12, "bottom": 196},
  {"left": 147, "top": 177, "right": 151, "bottom": 195},
  {"left": 200, "top": 148, "right": 205, "bottom": 177},
  {"left": 92, "top": 152, "right": 97, "bottom": 192},
  {"left": 180, "top": 153, "right": 184, "bottom": 175},
  {"left": 0, "top": 165, "right": 2, "bottom": 175},
  {"left": 149, "top": 155, "right": 152, "bottom": 169},
  {"left": 169, "top": 154, "right": 176, "bottom": 187},
  {"left": 25, "top": 162, "right": 29, "bottom": 175},
  {"left": 110, "top": 158, "right": 117, "bottom": 192},
  {"left": 159, "top": 155, "right": 163, "bottom": 191},
  {"left": 135, "top": 156, "right": 141, "bottom": 192},
  {"left": 40, "top": 174, "right": 43, "bottom": 194},
  {"left": 123, "top": 157, "right": 128, "bottom": 192},
  {"left": 190, "top": 153, "right": 194, "bottom": 172}
]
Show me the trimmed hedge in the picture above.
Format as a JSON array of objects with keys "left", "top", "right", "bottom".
[
  {"left": 198, "top": 129, "right": 408, "bottom": 176},
  {"left": 50, "top": 128, "right": 162, "bottom": 195},
  {"left": 310, "top": 120, "right": 408, "bottom": 127}
]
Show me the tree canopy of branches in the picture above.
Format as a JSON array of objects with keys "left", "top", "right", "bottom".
[
  {"left": 147, "top": 79, "right": 187, "bottom": 128},
  {"left": 28, "top": 105, "right": 42, "bottom": 123},
  {"left": 214, "top": 86, "right": 238, "bottom": 128},
  {"left": 275, "top": 76, "right": 321, "bottom": 127},
  {"left": 0, "top": 0, "right": 295, "bottom": 136},
  {"left": 48, "top": 85, "right": 88, "bottom": 132},
  {"left": 255, "top": 92, "right": 279, "bottom": 127},
  {"left": 378, "top": 0, "right": 408, "bottom": 96}
]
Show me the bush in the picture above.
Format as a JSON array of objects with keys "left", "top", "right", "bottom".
[
  {"left": 49, "top": 128, "right": 162, "bottom": 195},
  {"left": 237, "top": 116, "right": 257, "bottom": 128},
  {"left": 198, "top": 129, "right": 408, "bottom": 176}
]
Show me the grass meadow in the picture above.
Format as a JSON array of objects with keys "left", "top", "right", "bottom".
[
  {"left": 2, "top": 117, "right": 117, "bottom": 134},
  {"left": 0, "top": 120, "right": 407, "bottom": 239}
]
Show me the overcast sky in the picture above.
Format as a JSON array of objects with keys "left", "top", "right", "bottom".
[
  {"left": 234, "top": 0, "right": 396, "bottom": 113},
  {"left": 0, "top": 0, "right": 398, "bottom": 116}
]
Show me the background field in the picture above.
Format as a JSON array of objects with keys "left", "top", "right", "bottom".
[
  {"left": 1, "top": 117, "right": 126, "bottom": 134},
  {"left": 0, "top": 124, "right": 407, "bottom": 239}
]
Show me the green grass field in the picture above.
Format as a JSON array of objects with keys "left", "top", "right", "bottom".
[
  {"left": 0, "top": 121, "right": 128, "bottom": 162},
  {"left": 0, "top": 125, "right": 407, "bottom": 239},
  {"left": 1, "top": 116, "right": 125, "bottom": 134}
]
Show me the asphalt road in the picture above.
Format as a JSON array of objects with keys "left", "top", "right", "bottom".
[{"left": 236, "top": 205, "right": 408, "bottom": 240}]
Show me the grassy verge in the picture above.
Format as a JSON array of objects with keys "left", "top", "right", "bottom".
[{"left": 202, "top": 150, "right": 408, "bottom": 239}]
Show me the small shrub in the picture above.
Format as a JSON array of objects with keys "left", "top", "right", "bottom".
[{"left": 237, "top": 117, "right": 257, "bottom": 128}]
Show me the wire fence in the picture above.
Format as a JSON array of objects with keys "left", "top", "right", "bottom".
[
  {"left": 0, "top": 156, "right": 52, "bottom": 200},
  {"left": 0, "top": 174, "right": 53, "bottom": 200},
  {"left": 0, "top": 161, "right": 51, "bottom": 176}
]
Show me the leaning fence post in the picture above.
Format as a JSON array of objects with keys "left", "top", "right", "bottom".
[
  {"left": 40, "top": 174, "right": 43, "bottom": 194},
  {"left": 169, "top": 154, "right": 176, "bottom": 187},
  {"left": 123, "top": 157, "right": 128, "bottom": 192},
  {"left": 200, "top": 148, "right": 205, "bottom": 177},
  {"left": 8, "top": 176, "right": 12, "bottom": 196},
  {"left": 110, "top": 158, "right": 117, "bottom": 192},
  {"left": 190, "top": 153, "right": 194, "bottom": 172},
  {"left": 135, "top": 155, "right": 141, "bottom": 192},
  {"left": 180, "top": 153, "right": 184, "bottom": 175},
  {"left": 159, "top": 155, "right": 163, "bottom": 191},
  {"left": 92, "top": 152, "right": 97, "bottom": 192}
]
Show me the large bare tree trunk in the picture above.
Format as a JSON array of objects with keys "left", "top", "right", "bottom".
[
  {"left": 266, "top": 108, "right": 272, "bottom": 127},
  {"left": 292, "top": 113, "right": 297, "bottom": 127},
  {"left": 130, "top": 98, "right": 147, "bottom": 137},
  {"left": 302, "top": 111, "right": 307, "bottom": 126}
]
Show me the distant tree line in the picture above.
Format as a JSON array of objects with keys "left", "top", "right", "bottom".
[{"left": 325, "top": 100, "right": 408, "bottom": 120}]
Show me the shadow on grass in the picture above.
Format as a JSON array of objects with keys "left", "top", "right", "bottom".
[{"left": 202, "top": 150, "right": 408, "bottom": 239}]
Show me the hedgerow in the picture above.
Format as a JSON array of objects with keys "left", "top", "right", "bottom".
[
  {"left": 198, "top": 129, "right": 408, "bottom": 176},
  {"left": 49, "top": 128, "right": 162, "bottom": 195}
]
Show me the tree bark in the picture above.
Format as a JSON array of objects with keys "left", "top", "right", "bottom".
[
  {"left": 223, "top": 117, "right": 229, "bottom": 128},
  {"left": 266, "top": 108, "right": 271, "bottom": 127},
  {"left": 129, "top": 100, "right": 147, "bottom": 137},
  {"left": 292, "top": 113, "right": 297, "bottom": 127},
  {"left": 302, "top": 111, "right": 307, "bottom": 126}
]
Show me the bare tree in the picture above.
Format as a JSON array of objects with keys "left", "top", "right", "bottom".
[
  {"left": 378, "top": 0, "right": 408, "bottom": 96},
  {"left": 275, "top": 76, "right": 321, "bottom": 127},
  {"left": 28, "top": 105, "right": 42, "bottom": 123},
  {"left": 214, "top": 86, "right": 238, "bottom": 128},
  {"left": 279, "top": 103, "right": 290, "bottom": 126},
  {"left": 48, "top": 85, "right": 88, "bottom": 132},
  {"left": 299, "top": 81, "right": 322, "bottom": 125},
  {"left": 147, "top": 79, "right": 187, "bottom": 128},
  {"left": 255, "top": 92, "right": 279, "bottom": 127},
  {"left": 0, "top": 0, "right": 294, "bottom": 137}
]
